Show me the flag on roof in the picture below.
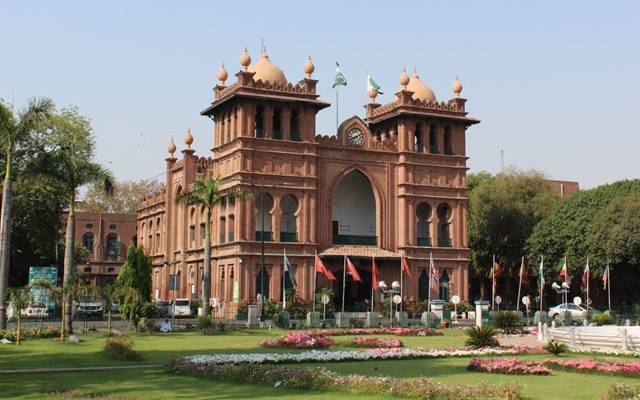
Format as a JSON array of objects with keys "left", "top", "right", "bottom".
[{"left": 332, "top": 63, "right": 347, "bottom": 88}]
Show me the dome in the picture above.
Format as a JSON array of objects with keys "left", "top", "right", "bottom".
[
  {"left": 249, "top": 51, "right": 287, "bottom": 84},
  {"left": 240, "top": 48, "right": 251, "bottom": 69},
  {"left": 452, "top": 76, "right": 463, "bottom": 97},
  {"left": 304, "top": 56, "right": 315, "bottom": 77},
  {"left": 399, "top": 69, "right": 410, "bottom": 88},
  {"left": 406, "top": 72, "right": 436, "bottom": 102},
  {"left": 167, "top": 138, "right": 176, "bottom": 155},
  {"left": 217, "top": 63, "right": 228, "bottom": 83},
  {"left": 183, "top": 128, "right": 193, "bottom": 148}
]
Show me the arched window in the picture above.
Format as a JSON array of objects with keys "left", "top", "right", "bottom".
[
  {"left": 418, "top": 270, "right": 428, "bottom": 300},
  {"left": 332, "top": 170, "right": 377, "bottom": 245},
  {"left": 82, "top": 233, "right": 94, "bottom": 255},
  {"left": 219, "top": 217, "right": 226, "bottom": 244},
  {"left": 155, "top": 217, "right": 161, "bottom": 253},
  {"left": 290, "top": 109, "right": 300, "bottom": 141},
  {"left": 254, "top": 106, "right": 264, "bottom": 138},
  {"left": 106, "top": 233, "right": 119, "bottom": 258},
  {"left": 228, "top": 215, "right": 235, "bottom": 242},
  {"left": 255, "top": 193, "right": 274, "bottom": 241},
  {"left": 148, "top": 220, "right": 153, "bottom": 253},
  {"left": 414, "top": 123, "right": 423, "bottom": 153},
  {"left": 444, "top": 126, "right": 453, "bottom": 155},
  {"left": 437, "top": 203, "right": 452, "bottom": 247},
  {"left": 255, "top": 268, "right": 270, "bottom": 300},
  {"left": 220, "top": 112, "right": 226, "bottom": 144},
  {"left": 280, "top": 195, "right": 299, "bottom": 242},
  {"left": 189, "top": 208, "right": 196, "bottom": 248},
  {"left": 429, "top": 124, "right": 439, "bottom": 154},
  {"left": 140, "top": 223, "right": 145, "bottom": 248},
  {"left": 439, "top": 270, "right": 450, "bottom": 300},
  {"left": 416, "top": 203, "right": 432, "bottom": 247},
  {"left": 272, "top": 108, "right": 282, "bottom": 139}
]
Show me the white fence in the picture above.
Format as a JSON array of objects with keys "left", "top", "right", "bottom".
[{"left": 546, "top": 326, "right": 640, "bottom": 353}]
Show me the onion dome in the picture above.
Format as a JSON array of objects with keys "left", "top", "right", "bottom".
[
  {"left": 183, "top": 128, "right": 194, "bottom": 148},
  {"left": 240, "top": 47, "right": 251, "bottom": 70},
  {"left": 248, "top": 51, "right": 287, "bottom": 84},
  {"left": 304, "top": 55, "right": 315, "bottom": 78},
  {"left": 406, "top": 71, "right": 437, "bottom": 102},
  {"left": 452, "top": 76, "right": 463, "bottom": 97},
  {"left": 166, "top": 137, "right": 176, "bottom": 155},
  {"left": 217, "top": 63, "right": 228, "bottom": 84},
  {"left": 399, "top": 69, "right": 410, "bottom": 89}
]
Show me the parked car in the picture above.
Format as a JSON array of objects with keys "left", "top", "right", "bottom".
[
  {"left": 171, "top": 299, "right": 191, "bottom": 318},
  {"left": 549, "top": 303, "right": 602, "bottom": 320},
  {"left": 76, "top": 297, "right": 104, "bottom": 320},
  {"left": 22, "top": 302, "right": 50, "bottom": 318},
  {"left": 111, "top": 301, "right": 120, "bottom": 314},
  {"left": 156, "top": 300, "right": 171, "bottom": 317}
]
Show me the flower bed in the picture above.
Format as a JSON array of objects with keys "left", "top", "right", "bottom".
[
  {"left": 261, "top": 332, "right": 335, "bottom": 349},
  {"left": 467, "top": 358, "right": 550, "bottom": 375},
  {"left": 353, "top": 337, "right": 403, "bottom": 348},
  {"left": 544, "top": 358, "right": 640, "bottom": 377},
  {"left": 170, "top": 358, "right": 522, "bottom": 400},
  {"left": 302, "top": 327, "right": 443, "bottom": 337},
  {"left": 185, "top": 346, "right": 534, "bottom": 366}
]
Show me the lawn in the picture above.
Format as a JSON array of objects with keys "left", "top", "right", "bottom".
[{"left": 0, "top": 328, "right": 635, "bottom": 399}]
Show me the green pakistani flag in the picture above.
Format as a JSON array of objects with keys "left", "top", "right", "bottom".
[
  {"left": 367, "top": 74, "right": 383, "bottom": 95},
  {"left": 538, "top": 256, "right": 545, "bottom": 287},
  {"left": 333, "top": 63, "right": 347, "bottom": 88}
]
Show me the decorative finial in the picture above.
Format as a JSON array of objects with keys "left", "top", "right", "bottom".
[
  {"left": 452, "top": 75, "right": 463, "bottom": 97},
  {"left": 217, "top": 63, "right": 228, "bottom": 84},
  {"left": 167, "top": 137, "right": 176, "bottom": 155},
  {"left": 304, "top": 55, "right": 315, "bottom": 78},
  {"left": 240, "top": 47, "right": 251, "bottom": 70},
  {"left": 367, "top": 89, "right": 378, "bottom": 102},
  {"left": 400, "top": 68, "right": 410, "bottom": 89},
  {"left": 183, "top": 128, "right": 194, "bottom": 148}
]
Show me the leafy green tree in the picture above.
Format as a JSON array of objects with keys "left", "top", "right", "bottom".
[
  {"left": 0, "top": 98, "right": 55, "bottom": 329},
  {"left": 116, "top": 244, "right": 151, "bottom": 326},
  {"left": 175, "top": 177, "right": 247, "bottom": 316},
  {"left": 7, "top": 287, "right": 32, "bottom": 344}
]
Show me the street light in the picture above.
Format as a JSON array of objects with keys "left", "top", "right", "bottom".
[
  {"left": 379, "top": 280, "right": 400, "bottom": 327},
  {"left": 551, "top": 281, "right": 570, "bottom": 306}
]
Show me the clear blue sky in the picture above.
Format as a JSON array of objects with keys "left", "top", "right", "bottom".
[{"left": 2, "top": 1, "right": 639, "bottom": 188}]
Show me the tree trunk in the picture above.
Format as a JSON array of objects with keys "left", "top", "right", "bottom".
[
  {"left": 0, "top": 151, "right": 13, "bottom": 330},
  {"left": 202, "top": 210, "right": 212, "bottom": 316},
  {"left": 63, "top": 196, "right": 76, "bottom": 335},
  {"left": 60, "top": 298, "right": 65, "bottom": 341},
  {"left": 108, "top": 309, "right": 112, "bottom": 332},
  {"left": 16, "top": 315, "right": 21, "bottom": 345}
]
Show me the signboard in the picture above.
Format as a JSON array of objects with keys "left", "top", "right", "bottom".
[{"left": 28, "top": 266, "right": 58, "bottom": 309}]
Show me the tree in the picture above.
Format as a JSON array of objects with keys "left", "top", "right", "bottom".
[
  {"left": 0, "top": 98, "right": 55, "bottom": 329},
  {"left": 175, "top": 177, "right": 248, "bottom": 316},
  {"left": 7, "top": 287, "right": 32, "bottom": 344},
  {"left": 116, "top": 244, "right": 151, "bottom": 326},
  {"left": 80, "top": 179, "right": 164, "bottom": 214}
]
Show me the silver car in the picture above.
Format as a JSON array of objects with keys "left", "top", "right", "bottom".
[{"left": 549, "top": 303, "right": 602, "bottom": 319}]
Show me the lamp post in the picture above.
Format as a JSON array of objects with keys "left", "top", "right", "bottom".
[
  {"left": 551, "top": 281, "right": 570, "bottom": 307},
  {"left": 379, "top": 280, "right": 400, "bottom": 327}
]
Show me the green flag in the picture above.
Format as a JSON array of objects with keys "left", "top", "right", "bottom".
[
  {"left": 333, "top": 63, "right": 347, "bottom": 88},
  {"left": 367, "top": 74, "right": 383, "bottom": 95}
]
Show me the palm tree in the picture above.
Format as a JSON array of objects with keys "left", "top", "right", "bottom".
[
  {"left": 31, "top": 150, "right": 114, "bottom": 334},
  {"left": 100, "top": 283, "right": 140, "bottom": 332},
  {"left": 175, "top": 177, "right": 247, "bottom": 316},
  {"left": 7, "top": 287, "right": 33, "bottom": 344},
  {"left": 0, "top": 98, "right": 55, "bottom": 329}
]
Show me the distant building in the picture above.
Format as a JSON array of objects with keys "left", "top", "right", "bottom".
[
  {"left": 64, "top": 212, "right": 137, "bottom": 287},
  {"left": 546, "top": 179, "right": 579, "bottom": 198}
]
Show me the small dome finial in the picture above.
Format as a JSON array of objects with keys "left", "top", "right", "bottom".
[
  {"left": 367, "top": 89, "right": 378, "bottom": 102},
  {"left": 452, "top": 75, "right": 463, "bottom": 97},
  {"left": 304, "top": 55, "right": 315, "bottom": 78},
  {"left": 183, "top": 128, "right": 194, "bottom": 148},
  {"left": 217, "top": 63, "right": 228, "bottom": 84},
  {"left": 400, "top": 68, "right": 410, "bottom": 89},
  {"left": 167, "top": 137, "right": 176, "bottom": 155},
  {"left": 240, "top": 47, "right": 251, "bottom": 70}
]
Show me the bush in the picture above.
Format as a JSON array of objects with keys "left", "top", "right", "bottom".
[
  {"left": 190, "top": 299, "right": 202, "bottom": 315},
  {"left": 197, "top": 315, "right": 212, "bottom": 330},
  {"left": 592, "top": 313, "right": 614, "bottom": 326},
  {"left": 0, "top": 326, "right": 60, "bottom": 342},
  {"left": 603, "top": 384, "right": 640, "bottom": 400},
  {"left": 493, "top": 311, "right": 522, "bottom": 334},
  {"left": 141, "top": 302, "right": 159, "bottom": 319},
  {"left": 104, "top": 337, "right": 143, "bottom": 361},
  {"left": 464, "top": 326, "right": 499, "bottom": 348},
  {"left": 137, "top": 317, "right": 156, "bottom": 333},
  {"left": 543, "top": 340, "right": 568, "bottom": 356}
]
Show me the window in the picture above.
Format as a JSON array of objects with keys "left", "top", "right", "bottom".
[
  {"left": 272, "top": 108, "right": 282, "bottom": 139},
  {"left": 228, "top": 215, "right": 235, "bottom": 242},
  {"left": 437, "top": 204, "right": 452, "bottom": 247},
  {"left": 86, "top": 223, "right": 93, "bottom": 228},
  {"left": 280, "top": 195, "right": 298, "bottom": 242},
  {"left": 290, "top": 109, "right": 300, "bottom": 141},
  {"left": 82, "top": 233, "right": 94, "bottom": 254},
  {"left": 255, "top": 266, "right": 270, "bottom": 300},
  {"left": 168, "top": 274, "right": 181, "bottom": 291},
  {"left": 106, "top": 233, "right": 120, "bottom": 257},
  {"left": 416, "top": 203, "right": 432, "bottom": 247},
  {"left": 219, "top": 217, "right": 226, "bottom": 244},
  {"left": 84, "top": 267, "right": 91, "bottom": 273},
  {"left": 200, "top": 223, "right": 206, "bottom": 241},
  {"left": 109, "top": 224, "right": 117, "bottom": 229},
  {"left": 254, "top": 106, "right": 264, "bottom": 138},
  {"left": 189, "top": 225, "right": 196, "bottom": 245},
  {"left": 444, "top": 126, "right": 453, "bottom": 155},
  {"left": 255, "top": 193, "right": 274, "bottom": 241},
  {"left": 429, "top": 125, "right": 439, "bottom": 154},
  {"left": 414, "top": 123, "right": 423, "bottom": 153}
]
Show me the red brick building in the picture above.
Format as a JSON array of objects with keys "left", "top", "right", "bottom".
[{"left": 137, "top": 49, "right": 479, "bottom": 314}]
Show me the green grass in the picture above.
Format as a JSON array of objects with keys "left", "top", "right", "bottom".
[{"left": 0, "top": 328, "right": 635, "bottom": 399}]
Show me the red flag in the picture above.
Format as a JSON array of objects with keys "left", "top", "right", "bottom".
[
  {"left": 559, "top": 259, "right": 568, "bottom": 281},
  {"left": 401, "top": 257, "right": 415, "bottom": 281},
  {"left": 346, "top": 257, "right": 362, "bottom": 282},
  {"left": 372, "top": 257, "right": 379, "bottom": 290},
  {"left": 581, "top": 260, "right": 590, "bottom": 290},
  {"left": 493, "top": 262, "right": 502, "bottom": 278},
  {"left": 315, "top": 255, "right": 336, "bottom": 281}
]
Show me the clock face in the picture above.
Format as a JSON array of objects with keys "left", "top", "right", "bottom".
[{"left": 347, "top": 128, "right": 363, "bottom": 145}]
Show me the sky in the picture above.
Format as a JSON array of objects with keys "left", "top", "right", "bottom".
[{"left": 1, "top": 1, "right": 639, "bottom": 188}]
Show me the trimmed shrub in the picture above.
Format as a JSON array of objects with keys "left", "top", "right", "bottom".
[
  {"left": 493, "top": 311, "right": 522, "bottom": 334},
  {"left": 141, "top": 302, "right": 159, "bottom": 319},
  {"left": 592, "top": 313, "right": 614, "bottom": 326},
  {"left": 543, "top": 340, "right": 568, "bottom": 356},
  {"left": 197, "top": 315, "right": 213, "bottom": 330},
  {"left": 0, "top": 326, "right": 60, "bottom": 342},
  {"left": 137, "top": 317, "right": 156, "bottom": 333},
  {"left": 104, "top": 337, "right": 143, "bottom": 361},
  {"left": 464, "top": 326, "right": 499, "bottom": 348}
]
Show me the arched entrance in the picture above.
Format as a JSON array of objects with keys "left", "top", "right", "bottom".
[
  {"left": 439, "top": 270, "right": 450, "bottom": 301},
  {"left": 331, "top": 259, "right": 372, "bottom": 312},
  {"left": 418, "top": 270, "right": 428, "bottom": 301},
  {"left": 331, "top": 170, "right": 377, "bottom": 245},
  {"left": 255, "top": 269, "right": 269, "bottom": 301}
]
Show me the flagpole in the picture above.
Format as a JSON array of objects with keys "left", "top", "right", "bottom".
[
  {"left": 335, "top": 87, "right": 339, "bottom": 133},
  {"left": 428, "top": 252, "right": 433, "bottom": 312},
  {"left": 539, "top": 255, "right": 544, "bottom": 313},
  {"left": 607, "top": 260, "right": 611, "bottom": 313},
  {"left": 282, "top": 249, "right": 286, "bottom": 311},
  {"left": 491, "top": 254, "right": 496, "bottom": 310},
  {"left": 400, "top": 254, "right": 404, "bottom": 313},
  {"left": 586, "top": 257, "right": 590, "bottom": 312},
  {"left": 517, "top": 256, "right": 523, "bottom": 312},
  {"left": 313, "top": 250, "right": 317, "bottom": 313},
  {"left": 341, "top": 254, "right": 346, "bottom": 313},
  {"left": 371, "top": 256, "right": 375, "bottom": 313}
]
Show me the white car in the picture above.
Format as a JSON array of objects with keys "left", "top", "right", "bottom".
[
  {"left": 171, "top": 299, "right": 191, "bottom": 318},
  {"left": 549, "top": 303, "right": 602, "bottom": 320},
  {"left": 22, "top": 302, "right": 50, "bottom": 318}
]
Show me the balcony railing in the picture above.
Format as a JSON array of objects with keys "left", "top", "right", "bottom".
[
  {"left": 429, "top": 145, "right": 440, "bottom": 154},
  {"left": 333, "top": 235, "right": 377, "bottom": 246},
  {"left": 417, "top": 237, "right": 432, "bottom": 247},
  {"left": 280, "top": 232, "right": 298, "bottom": 242},
  {"left": 438, "top": 237, "right": 453, "bottom": 247},
  {"left": 254, "top": 128, "right": 264, "bottom": 138},
  {"left": 255, "top": 231, "right": 273, "bottom": 242}
]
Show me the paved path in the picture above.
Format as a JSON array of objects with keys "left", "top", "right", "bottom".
[
  {"left": 498, "top": 334, "right": 541, "bottom": 348},
  {"left": 0, "top": 364, "right": 163, "bottom": 374}
]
